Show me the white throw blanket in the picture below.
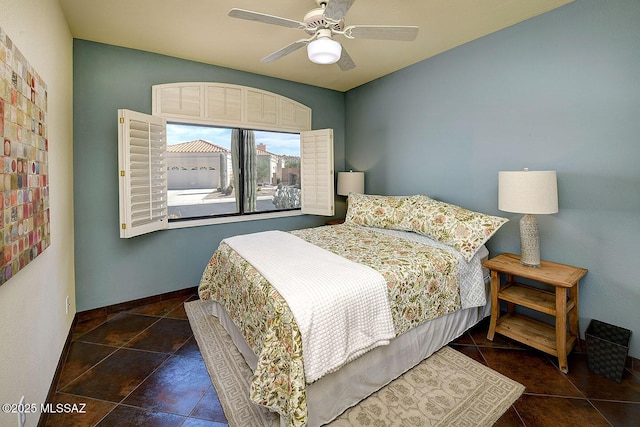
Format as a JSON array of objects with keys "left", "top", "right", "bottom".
[{"left": 223, "top": 230, "right": 395, "bottom": 383}]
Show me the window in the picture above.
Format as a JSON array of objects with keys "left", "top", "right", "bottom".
[
  {"left": 118, "top": 108, "right": 334, "bottom": 238},
  {"left": 118, "top": 83, "right": 333, "bottom": 238},
  {"left": 166, "top": 123, "right": 302, "bottom": 221}
]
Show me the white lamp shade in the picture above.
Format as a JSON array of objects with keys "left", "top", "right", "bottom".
[
  {"left": 307, "top": 37, "right": 342, "bottom": 64},
  {"left": 337, "top": 171, "right": 364, "bottom": 196},
  {"left": 499, "top": 170, "right": 558, "bottom": 214}
]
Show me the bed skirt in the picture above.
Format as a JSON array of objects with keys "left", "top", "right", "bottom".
[{"left": 208, "top": 275, "right": 491, "bottom": 427}]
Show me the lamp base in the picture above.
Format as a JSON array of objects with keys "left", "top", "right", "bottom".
[{"left": 519, "top": 214, "right": 540, "bottom": 267}]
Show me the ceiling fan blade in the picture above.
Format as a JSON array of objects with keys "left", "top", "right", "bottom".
[
  {"left": 323, "top": 0, "right": 356, "bottom": 22},
  {"left": 343, "top": 25, "right": 419, "bottom": 41},
  {"left": 261, "top": 40, "right": 309, "bottom": 63},
  {"left": 229, "top": 8, "right": 306, "bottom": 29},
  {"left": 336, "top": 46, "right": 356, "bottom": 71}
]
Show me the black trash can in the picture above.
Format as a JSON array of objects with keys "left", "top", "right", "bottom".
[{"left": 585, "top": 319, "right": 631, "bottom": 382}]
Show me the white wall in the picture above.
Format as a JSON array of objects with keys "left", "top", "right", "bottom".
[
  {"left": 167, "top": 152, "right": 224, "bottom": 190},
  {"left": 0, "top": 1, "right": 74, "bottom": 426}
]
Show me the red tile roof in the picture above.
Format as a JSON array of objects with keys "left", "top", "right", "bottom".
[
  {"left": 167, "top": 139, "right": 280, "bottom": 157},
  {"left": 167, "top": 140, "right": 228, "bottom": 153}
]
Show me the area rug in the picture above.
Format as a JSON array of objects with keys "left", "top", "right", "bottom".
[{"left": 185, "top": 300, "right": 524, "bottom": 426}]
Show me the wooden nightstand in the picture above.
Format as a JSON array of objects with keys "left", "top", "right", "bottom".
[
  {"left": 484, "top": 253, "right": 587, "bottom": 373},
  {"left": 326, "top": 219, "right": 345, "bottom": 225}
]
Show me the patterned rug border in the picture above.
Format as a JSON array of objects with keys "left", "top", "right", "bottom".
[{"left": 185, "top": 299, "right": 524, "bottom": 426}]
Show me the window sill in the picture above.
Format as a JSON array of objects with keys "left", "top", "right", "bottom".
[{"left": 168, "top": 210, "right": 304, "bottom": 229}]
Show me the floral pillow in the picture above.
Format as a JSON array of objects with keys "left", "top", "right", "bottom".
[
  {"left": 393, "top": 195, "right": 430, "bottom": 231},
  {"left": 409, "top": 196, "right": 508, "bottom": 261},
  {"left": 345, "top": 193, "right": 415, "bottom": 229},
  {"left": 345, "top": 193, "right": 507, "bottom": 262}
]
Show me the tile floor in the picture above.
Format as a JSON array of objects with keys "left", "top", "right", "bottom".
[{"left": 41, "top": 292, "right": 640, "bottom": 426}]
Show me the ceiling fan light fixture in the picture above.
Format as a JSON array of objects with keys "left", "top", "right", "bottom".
[{"left": 307, "top": 37, "right": 342, "bottom": 64}]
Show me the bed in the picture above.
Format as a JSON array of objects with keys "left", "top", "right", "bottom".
[{"left": 197, "top": 194, "right": 508, "bottom": 427}]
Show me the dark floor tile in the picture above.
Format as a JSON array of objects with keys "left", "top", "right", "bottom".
[
  {"left": 189, "top": 387, "right": 227, "bottom": 423},
  {"left": 514, "top": 394, "right": 610, "bottom": 427},
  {"left": 493, "top": 405, "right": 525, "bottom": 426},
  {"left": 129, "top": 297, "right": 187, "bottom": 317},
  {"left": 61, "top": 348, "right": 168, "bottom": 402},
  {"left": 590, "top": 400, "right": 640, "bottom": 427},
  {"left": 480, "top": 347, "right": 583, "bottom": 397},
  {"left": 53, "top": 291, "right": 634, "bottom": 427},
  {"left": 125, "top": 318, "right": 193, "bottom": 353},
  {"left": 450, "top": 344, "right": 486, "bottom": 365},
  {"left": 175, "top": 336, "right": 204, "bottom": 359},
  {"left": 123, "top": 355, "right": 212, "bottom": 416},
  {"left": 97, "top": 405, "right": 185, "bottom": 427},
  {"left": 564, "top": 352, "right": 640, "bottom": 402},
  {"left": 165, "top": 302, "right": 189, "bottom": 319},
  {"left": 470, "top": 323, "right": 528, "bottom": 350},
  {"left": 77, "top": 313, "right": 159, "bottom": 347},
  {"left": 450, "top": 330, "right": 475, "bottom": 346},
  {"left": 57, "top": 341, "right": 117, "bottom": 390},
  {"left": 71, "top": 314, "right": 117, "bottom": 340},
  {"left": 43, "top": 393, "right": 116, "bottom": 427}
]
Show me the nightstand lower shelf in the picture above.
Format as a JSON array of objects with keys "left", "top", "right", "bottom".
[
  {"left": 484, "top": 253, "right": 587, "bottom": 374},
  {"left": 496, "top": 313, "right": 577, "bottom": 358}
]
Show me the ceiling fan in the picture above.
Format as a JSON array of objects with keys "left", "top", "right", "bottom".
[{"left": 228, "top": 0, "right": 419, "bottom": 71}]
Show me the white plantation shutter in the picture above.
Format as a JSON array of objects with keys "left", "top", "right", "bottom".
[
  {"left": 152, "top": 83, "right": 312, "bottom": 132},
  {"left": 300, "top": 129, "right": 334, "bottom": 216},
  {"left": 118, "top": 109, "right": 168, "bottom": 238}
]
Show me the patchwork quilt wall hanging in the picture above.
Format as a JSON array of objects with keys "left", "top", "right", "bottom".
[{"left": 0, "top": 26, "right": 50, "bottom": 285}]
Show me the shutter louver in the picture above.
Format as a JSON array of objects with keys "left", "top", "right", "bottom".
[
  {"left": 152, "top": 83, "right": 312, "bottom": 132},
  {"left": 301, "top": 129, "right": 334, "bottom": 216},
  {"left": 118, "top": 109, "right": 168, "bottom": 238}
]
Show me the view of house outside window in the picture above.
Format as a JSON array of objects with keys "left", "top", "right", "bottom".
[{"left": 166, "top": 123, "right": 301, "bottom": 220}]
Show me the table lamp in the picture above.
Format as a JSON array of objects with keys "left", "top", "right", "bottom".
[
  {"left": 337, "top": 171, "right": 364, "bottom": 213},
  {"left": 498, "top": 169, "right": 558, "bottom": 267},
  {"left": 337, "top": 170, "right": 365, "bottom": 197}
]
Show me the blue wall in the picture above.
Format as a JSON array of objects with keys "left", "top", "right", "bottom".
[
  {"left": 345, "top": 0, "right": 639, "bottom": 358},
  {"left": 74, "top": 0, "right": 639, "bottom": 359},
  {"left": 73, "top": 40, "right": 345, "bottom": 311}
]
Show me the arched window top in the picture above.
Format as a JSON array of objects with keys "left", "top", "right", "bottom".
[{"left": 152, "top": 82, "right": 312, "bottom": 132}]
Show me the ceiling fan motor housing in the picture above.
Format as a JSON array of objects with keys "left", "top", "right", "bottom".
[{"left": 303, "top": 7, "right": 344, "bottom": 35}]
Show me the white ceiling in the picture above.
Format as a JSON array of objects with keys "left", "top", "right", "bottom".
[{"left": 58, "top": 0, "right": 573, "bottom": 92}]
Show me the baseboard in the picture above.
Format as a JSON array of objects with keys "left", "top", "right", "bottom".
[
  {"left": 77, "top": 286, "right": 198, "bottom": 322},
  {"left": 37, "top": 286, "right": 198, "bottom": 426},
  {"left": 37, "top": 313, "right": 77, "bottom": 427}
]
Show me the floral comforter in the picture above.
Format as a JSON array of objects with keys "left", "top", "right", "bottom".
[{"left": 198, "top": 223, "right": 464, "bottom": 427}]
